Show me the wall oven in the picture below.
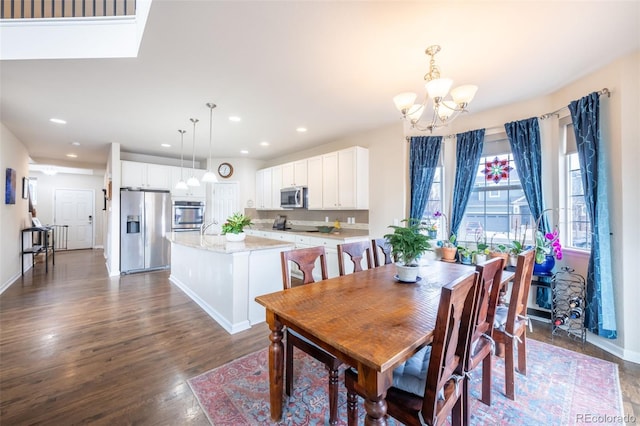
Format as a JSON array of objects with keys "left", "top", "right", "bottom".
[
  {"left": 172, "top": 200, "right": 205, "bottom": 231},
  {"left": 280, "top": 186, "right": 307, "bottom": 209}
]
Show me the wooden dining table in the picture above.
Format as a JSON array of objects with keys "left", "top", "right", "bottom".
[{"left": 255, "top": 260, "right": 506, "bottom": 425}]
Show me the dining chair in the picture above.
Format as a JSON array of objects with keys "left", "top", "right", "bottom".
[
  {"left": 492, "top": 249, "right": 535, "bottom": 400},
  {"left": 461, "top": 256, "right": 505, "bottom": 423},
  {"left": 280, "top": 246, "right": 341, "bottom": 425},
  {"left": 345, "top": 271, "right": 479, "bottom": 426},
  {"left": 371, "top": 238, "right": 393, "bottom": 267},
  {"left": 337, "top": 240, "right": 374, "bottom": 276}
]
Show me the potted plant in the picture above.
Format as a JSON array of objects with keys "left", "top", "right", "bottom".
[
  {"left": 221, "top": 212, "right": 253, "bottom": 242},
  {"left": 489, "top": 233, "right": 509, "bottom": 268},
  {"left": 384, "top": 218, "right": 432, "bottom": 282},
  {"left": 474, "top": 230, "right": 489, "bottom": 264},
  {"left": 509, "top": 240, "right": 524, "bottom": 267},
  {"left": 457, "top": 245, "right": 473, "bottom": 265},
  {"left": 434, "top": 211, "right": 457, "bottom": 262}
]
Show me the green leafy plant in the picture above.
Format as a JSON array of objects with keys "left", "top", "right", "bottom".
[
  {"left": 457, "top": 245, "right": 473, "bottom": 258},
  {"left": 474, "top": 230, "right": 489, "bottom": 255},
  {"left": 221, "top": 212, "right": 253, "bottom": 235},
  {"left": 384, "top": 218, "right": 432, "bottom": 266},
  {"left": 510, "top": 240, "right": 525, "bottom": 256}
]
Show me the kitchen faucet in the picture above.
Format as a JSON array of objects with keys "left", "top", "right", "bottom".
[{"left": 200, "top": 220, "right": 218, "bottom": 236}]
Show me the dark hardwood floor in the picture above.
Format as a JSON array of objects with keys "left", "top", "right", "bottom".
[{"left": 1, "top": 250, "right": 638, "bottom": 424}]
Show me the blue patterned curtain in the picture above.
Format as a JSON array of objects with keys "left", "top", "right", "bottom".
[
  {"left": 409, "top": 136, "right": 443, "bottom": 220},
  {"left": 505, "top": 117, "right": 550, "bottom": 309},
  {"left": 504, "top": 117, "right": 548, "bottom": 232},
  {"left": 568, "top": 92, "right": 616, "bottom": 339},
  {"left": 450, "top": 129, "right": 485, "bottom": 239}
]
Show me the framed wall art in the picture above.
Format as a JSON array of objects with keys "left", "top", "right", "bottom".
[{"left": 5, "top": 168, "right": 16, "bottom": 204}]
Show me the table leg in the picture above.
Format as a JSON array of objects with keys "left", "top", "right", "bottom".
[
  {"left": 363, "top": 395, "right": 388, "bottom": 425},
  {"left": 266, "top": 311, "right": 284, "bottom": 421}
]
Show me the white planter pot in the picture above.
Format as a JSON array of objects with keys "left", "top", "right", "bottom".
[
  {"left": 509, "top": 254, "right": 518, "bottom": 267},
  {"left": 395, "top": 263, "right": 420, "bottom": 283},
  {"left": 225, "top": 232, "right": 246, "bottom": 242},
  {"left": 475, "top": 254, "right": 487, "bottom": 265}
]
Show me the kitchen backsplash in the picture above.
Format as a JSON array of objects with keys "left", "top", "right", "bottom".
[{"left": 245, "top": 208, "right": 369, "bottom": 230}]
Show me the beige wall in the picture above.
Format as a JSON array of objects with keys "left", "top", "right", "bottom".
[
  {"left": 442, "top": 51, "right": 639, "bottom": 362},
  {"left": 1, "top": 124, "right": 34, "bottom": 292},
  {"left": 28, "top": 171, "right": 106, "bottom": 248}
]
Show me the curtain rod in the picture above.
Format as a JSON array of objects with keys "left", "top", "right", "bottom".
[{"left": 405, "top": 87, "right": 610, "bottom": 141}]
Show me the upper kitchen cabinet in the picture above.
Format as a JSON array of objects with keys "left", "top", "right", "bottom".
[
  {"left": 306, "top": 156, "right": 323, "bottom": 209},
  {"left": 170, "top": 167, "right": 206, "bottom": 199},
  {"left": 121, "top": 161, "right": 171, "bottom": 190},
  {"left": 281, "top": 160, "right": 308, "bottom": 188},
  {"left": 321, "top": 147, "right": 369, "bottom": 210},
  {"left": 270, "top": 166, "right": 284, "bottom": 210},
  {"left": 255, "top": 167, "right": 273, "bottom": 210}
]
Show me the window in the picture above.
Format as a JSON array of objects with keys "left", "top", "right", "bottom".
[
  {"left": 564, "top": 128, "right": 592, "bottom": 250},
  {"left": 460, "top": 136, "right": 533, "bottom": 246},
  {"left": 421, "top": 167, "right": 444, "bottom": 237}
]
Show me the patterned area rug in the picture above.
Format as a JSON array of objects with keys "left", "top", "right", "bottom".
[{"left": 188, "top": 339, "right": 623, "bottom": 425}]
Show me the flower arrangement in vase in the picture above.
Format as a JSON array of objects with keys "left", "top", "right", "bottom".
[
  {"left": 533, "top": 209, "right": 563, "bottom": 274},
  {"left": 433, "top": 211, "right": 457, "bottom": 262}
]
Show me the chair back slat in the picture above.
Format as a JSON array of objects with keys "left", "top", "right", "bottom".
[
  {"left": 420, "top": 271, "right": 479, "bottom": 423},
  {"left": 372, "top": 238, "right": 393, "bottom": 267},
  {"left": 337, "top": 240, "right": 373, "bottom": 276},
  {"left": 505, "top": 249, "right": 535, "bottom": 334},
  {"left": 281, "top": 246, "right": 328, "bottom": 289},
  {"left": 471, "top": 257, "right": 505, "bottom": 343}
]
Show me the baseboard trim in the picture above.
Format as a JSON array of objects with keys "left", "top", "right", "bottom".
[{"left": 587, "top": 332, "right": 640, "bottom": 364}]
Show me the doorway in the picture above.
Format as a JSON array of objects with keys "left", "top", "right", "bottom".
[
  {"left": 54, "top": 189, "right": 94, "bottom": 250},
  {"left": 211, "top": 182, "right": 239, "bottom": 234}
]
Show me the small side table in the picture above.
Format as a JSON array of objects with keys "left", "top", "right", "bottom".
[{"left": 21, "top": 227, "right": 55, "bottom": 275}]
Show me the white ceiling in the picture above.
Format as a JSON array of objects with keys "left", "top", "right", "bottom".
[{"left": 1, "top": 1, "right": 638, "bottom": 168}]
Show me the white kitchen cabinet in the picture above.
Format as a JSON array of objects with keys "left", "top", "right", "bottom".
[
  {"left": 306, "top": 156, "right": 323, "bottom": 209},
  {"left": 270, "top": 165, "right": 284, "bottom": 210},
  {"left": 171, "top": 166, "right": 206, "bottom": 199},
  {"left": 321, "top": 147, "right": 369, "bottom": 210},
  {"left": 254, "top": 146, "right": 368, "bottom": 211},
  {"left": 121, "top": 161, "right": 171, "bottom": 190},
  {"left": 255, "top": 168, "right": 273, "bottom": 210},
  {"left": 281, "top": 160, "right": 308, "bottom": 188}
]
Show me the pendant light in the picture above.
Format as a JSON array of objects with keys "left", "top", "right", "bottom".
[
  {"left": 175, "top": 129, "right": 188, "bottom": 190},
  {"left": 201, "top": 102, "right": 218, "bottom": 183},
  {"left": 187, "top": 118, "right": 200, "bottom": 187}
]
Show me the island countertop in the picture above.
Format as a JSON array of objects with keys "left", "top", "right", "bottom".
[{"left": 167, "top": 232, "right": 294, "bottom": 254}]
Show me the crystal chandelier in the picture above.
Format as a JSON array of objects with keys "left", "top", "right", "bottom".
[
  {"left": 175, "top": 129, "right": 188, "bottom": 190},
  {"left": 201, "top": 102, "right": 218, "bottom": 183},
  {"left": 393, "top": 45, "right": 478, "bottom": 133},
  {"left": 187, "top": 118, "right": 200, "bottom": 187}
]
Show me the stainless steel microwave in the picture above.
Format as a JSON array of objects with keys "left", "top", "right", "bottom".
[
  {"left": 280, "top": 186, "right": 307, "bottom": 209},
  {"left": 172, "top": 200, "right": 205, "bottom": 231}
]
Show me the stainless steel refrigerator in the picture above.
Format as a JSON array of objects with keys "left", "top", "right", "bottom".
[{"left": 120, "top": 189, "right": 171, "bottom": 274}]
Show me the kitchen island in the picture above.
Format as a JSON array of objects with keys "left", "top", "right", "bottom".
[{"left": 168, "top": 232, "right": 294, "bottom": 334}]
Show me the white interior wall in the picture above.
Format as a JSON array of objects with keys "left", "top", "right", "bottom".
[
  {"left": 446, "top": 51, "right": 639, "bottom": 362},
  {"left": 28, "top": 171, "right": 106, "bottom": 248},
  {"left": 1, "top": 125, "right": 34, "bottom": 292}
]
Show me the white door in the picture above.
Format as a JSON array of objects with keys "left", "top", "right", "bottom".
[
  {"left": 211, "top": 182, "right": 239, "bottom": 234},
  {"left": 54, "top": 189, "right": 94, "bottom": 250}
]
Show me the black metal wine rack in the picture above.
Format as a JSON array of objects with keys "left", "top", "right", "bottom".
[{"left": 551, "top": 266, "right": 586, "bottom": 345}]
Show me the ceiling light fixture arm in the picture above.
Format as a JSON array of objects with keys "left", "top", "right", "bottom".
[{"left": 394, "top": 44, "right": 477, "bottom": 133}]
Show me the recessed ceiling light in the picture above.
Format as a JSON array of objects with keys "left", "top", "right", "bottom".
[
  {"left": 240, "top": 150, "right": 249, "bottom": 154},
  {"left": 66, "top": 153, "right": 78, "bottom": 158},
  {"left": 50, "top": 118, "right": 67, "bottom": 124},
  {"left": 260, "top": 141, "right": 269, "bottom": 147},
  {"left": 296, "top": 127, "right": 307, "bottom": 133},
  {"left": 229, "top": 116, "right": 241, "bottom": 122},
  {"left": 161, "top": 143, "right": 171, "bottom": 148},
  {"left": 71, "top": 141, "right": 81, "bottom": 146}
]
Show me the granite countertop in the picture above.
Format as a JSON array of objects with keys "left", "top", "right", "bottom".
[
  {"left": 167, "top": 232, "right": 294, "bottom": 254},
  {"left": 248, "top": 225, "right": 370, "bottom": 240}
]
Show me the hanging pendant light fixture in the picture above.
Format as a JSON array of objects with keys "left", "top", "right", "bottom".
[
  {"left": 393, "top": 45, "right": 478, "bottom": 133},
  {"left": 187, "top": 118, "right": 200, "bottom": 187},
  {"left": 201, "top": 102, "right": 218, "bottom": 183},
  {"left": 175, "top": 129, "right": 188, "bottom": 190}
]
